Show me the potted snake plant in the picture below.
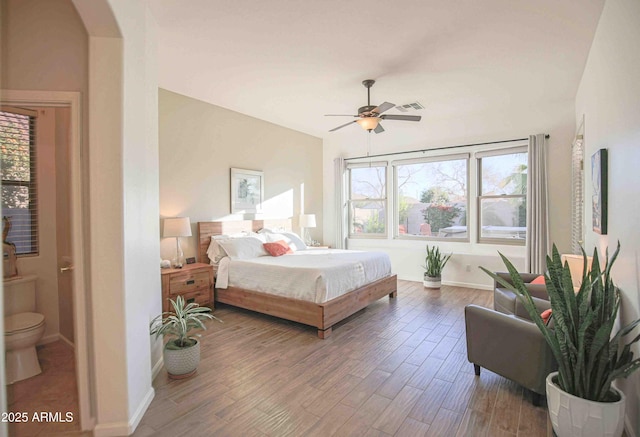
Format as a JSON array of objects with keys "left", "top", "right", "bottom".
[
  {"left": 422, "top": 245, "right": 452, "bottom": 288},
  {"left": 481, "top": 243, "right": 640, "bottom": 437},
  {"left": 150, "top": 295, "right": 222, "bottom": 379}
]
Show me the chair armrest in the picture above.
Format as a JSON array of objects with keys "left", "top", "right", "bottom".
[
  {"left": 494, "top": 272, "right": 541, "bottom": 287},
  {"left": 525, "top": 284, "right": 549, "bottom": 301},
  {"left": 465, "top": 305, "right": 556, "bottom": 394},
  {"left": 514, "top": 295, "right": 551, "bottom": 320}
]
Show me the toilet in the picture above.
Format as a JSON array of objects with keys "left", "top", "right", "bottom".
[{"left": 3, "top": 275, "right": 46, "bottom": 384}]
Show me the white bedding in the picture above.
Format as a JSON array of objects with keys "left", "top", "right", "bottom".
[{"left": 215, "top": 249, "right": 392, "bottom": 303}]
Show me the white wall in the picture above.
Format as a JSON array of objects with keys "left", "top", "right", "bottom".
[
  {"left": 324, "top": 99, "right": 576, "bottom": 288},
  {"left": 158, "top": 89, "right": 324, "bottom": 261},
  {"left": 575, "top": 0, "right": 640, "bottom": 433},
  {"left": 72, "top": 0, "right": 161, "bottom": 434},
  {"left": 81, "top": 2, "right": 160, "bottom": 436},
  {"left": 120, "top": 0, "right": 160, "bottom": 426}
]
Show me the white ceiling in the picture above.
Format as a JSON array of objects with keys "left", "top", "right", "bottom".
[{"left": 150, "top": 0, "right": 604, "bottom": 142}]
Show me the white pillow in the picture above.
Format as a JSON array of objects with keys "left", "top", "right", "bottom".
[
  {"left": 216, "top": 236, "right": 269, "bottom": 260},
  {"left": 207, "top": 232, "right": 261, "bottom": 263},
  {"left": 258, "top": 227, "right": 286, "bottom": 235},
  {"left": 265, "top": 231, "right": 307, "bottom": 251},
  {"left": 206, "top": 236, "right": 226, "bottom": 264},
  {"left": 281, "top": 231, "right": 307, "bottom": 251}
]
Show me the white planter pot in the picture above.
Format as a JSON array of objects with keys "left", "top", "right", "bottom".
[
  {"left": 163, "top": 339, "right": 200, "bottom": 379},
  {"left": 423, "top": 276, "right": 441, "bottom": 288},
  {"left": 546, "top": 372, "right": 625, "bottom": 437}
]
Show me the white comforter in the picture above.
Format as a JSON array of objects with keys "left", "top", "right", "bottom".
[{"left": 215, "top": 249, "right": 392, "bottom": 303}]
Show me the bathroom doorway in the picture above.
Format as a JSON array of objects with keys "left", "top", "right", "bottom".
[{"left": 1, "top": 90, "right": 92, "bottom": 432}]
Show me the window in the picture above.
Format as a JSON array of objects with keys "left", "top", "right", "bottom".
[
  {"left": 571, "top": 136, "right": 584, "bottom": 254},
  {"left": 1, "top": 109, "right": 38, "bottom": 255},
  {"left": 477, "top": 147, "right": 527, "bottom": 244},
  {"left": 348, "top": 164, "right": 386, "bottom": 236},
  {"left": 395, "top": 155, "right": 468, "bottom": 239}
]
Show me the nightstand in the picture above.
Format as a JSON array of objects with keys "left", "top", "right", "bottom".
[{"left": 161, "top": 263, "right": 214, "bottom": 313}]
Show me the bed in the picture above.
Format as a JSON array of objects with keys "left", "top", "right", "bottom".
[{"left": 197, "top": 220, "right": 397, "bottom": 338}]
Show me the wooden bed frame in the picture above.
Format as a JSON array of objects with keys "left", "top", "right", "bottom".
[{"left": 197, "top": 220, "right": 397, "bottom": 338}]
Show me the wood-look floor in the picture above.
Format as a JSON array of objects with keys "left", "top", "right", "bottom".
[{"left": 133, "top": 280, "right": 551, "bottom": 437}]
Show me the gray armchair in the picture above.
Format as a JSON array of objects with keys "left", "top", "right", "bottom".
[
  {"left": 493, "top": 271, "right": 548, "bottom": 314},
  {"left": 465, "top": 295, "right": 556, "bottom": 405}
]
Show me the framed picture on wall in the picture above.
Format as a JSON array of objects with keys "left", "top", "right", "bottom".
[
  {"left": 591, "top": 148, "right": 608, "bottom": 235},
  {"left": 230, "top": 168, "right": 264, "bottom": 214}
]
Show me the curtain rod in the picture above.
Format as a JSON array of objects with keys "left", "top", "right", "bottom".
[{"left": 345, "top": 134, "right": 550, "bottom": 161}]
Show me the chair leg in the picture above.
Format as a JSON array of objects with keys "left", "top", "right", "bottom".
[{"left": 473, "top": 364, "right": 481, "bottom": 376}]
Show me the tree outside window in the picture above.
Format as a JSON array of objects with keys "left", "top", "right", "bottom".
[
  {"left": 348, "top": 165, "right": 386, "bottom": 235},
  {"left": 395, "top": 158, "right": 468, "bottom": 239},
  {"left": 478, "top": 150, "right": 527, "bottom": 243},
  {"left": 1, "top": 110, "right": 38, "bottom": 255}
]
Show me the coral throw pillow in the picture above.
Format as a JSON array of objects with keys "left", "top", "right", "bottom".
[
  {"left": 531, "top": 275, "right": 546, "bottom": 285},
  {"left": 541, "top": 309, "right": 553, "bottom": 325},
  {"left": 263, "top": 240, "right": 293, "bottom": 257}
]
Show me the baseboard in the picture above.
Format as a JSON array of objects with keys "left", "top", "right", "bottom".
[
  {"left": 58, "top": 334, "right": 75, "bottom": 349},
  {"left": 443, "top": 280, "right": 493, "bottom": 291},
  {"left": 38, "top": 333, "right": 60, "bottom": 346},
  {"left": 93, "top": 387, "right": 155, "bottom": 437},
  {"left": 128, "top": 386, "right": 155, "bottom": 434},
  {"left": 152, "top": 356, "right": 164, "bottom": 380}
]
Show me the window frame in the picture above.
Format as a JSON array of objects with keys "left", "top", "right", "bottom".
[
  {"left": 347, "top": 161, "right": 388, "bottom": 239},
  {"left": 0, "top": 107, "right": 39, "bottom": 256},
  {"left": 476, "top": 146, "right": 528, "bottom": 246},
  {"left": 392, "top": 154, "right": 470, "bottom": 241}
]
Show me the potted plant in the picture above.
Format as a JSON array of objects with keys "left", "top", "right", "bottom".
[
  {"left": 481, "top": 243, "right": 640, "bottom": 437},
  {"left": 150, "top": 295, "right": 222, "bottom": 379},
  {"left": 422, "top": 245, "right": 452, "bottom": 288}
]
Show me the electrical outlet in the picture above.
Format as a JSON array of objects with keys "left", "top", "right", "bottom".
[{"left": 466, "top": 264, "right": 471, "bottom": 272}]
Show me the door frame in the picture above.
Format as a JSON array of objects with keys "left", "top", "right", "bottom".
[{"left": 1, "top": 89, "right": 93, "bottom": 430}]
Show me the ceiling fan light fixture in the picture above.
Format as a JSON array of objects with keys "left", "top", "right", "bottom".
[{"left": 356, "top": 117, "right": 380, "bottom": 131}]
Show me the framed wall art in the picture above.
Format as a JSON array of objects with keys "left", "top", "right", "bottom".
[
  {"left": 230, "top": 168, "right": 264, "bottom": 214},
  {"left": 591, "top": 148, "right": 608, "bottom": 235}
]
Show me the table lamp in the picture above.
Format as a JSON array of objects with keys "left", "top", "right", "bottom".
[
  {"left": 163, "top": 217, "right": 192, "bottom": 268},
  {"left": 299, "top": 213, "right": 316, "bottom": 246}
]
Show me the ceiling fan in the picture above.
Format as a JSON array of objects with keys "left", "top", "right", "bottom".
[{"left": 326, "top": 79, "right": 421, "bottom": 134}]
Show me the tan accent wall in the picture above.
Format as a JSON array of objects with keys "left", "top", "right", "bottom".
[{"left": 159, "top": 89, "right": 324, "bottom": 261}]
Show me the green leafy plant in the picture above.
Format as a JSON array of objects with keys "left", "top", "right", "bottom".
[
  {"left": 150, "top": 296, "right": 222, "bottom": 350},
  {"left": 480, "top": 243, "right": 640, "bottom": 402},
  {"left": 423, "top": 245, "right": 452, "bottom": 278}
]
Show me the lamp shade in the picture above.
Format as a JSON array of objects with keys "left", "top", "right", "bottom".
[
  {"left": 356, "top": 117, "right": 380, "bottom": 131},
  {"left": 299, "top": 214, "right": 316, "bottom": 228},
  {"left": 163, "top": 217, "right": 192, "bottom": 237}
]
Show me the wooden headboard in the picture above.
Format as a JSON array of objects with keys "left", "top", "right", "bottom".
[{"left": 197, "top": 219, "right": 293, "bottom": 264}]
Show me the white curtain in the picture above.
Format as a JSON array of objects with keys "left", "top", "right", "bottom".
[
  {"left": 334, "top": 157, "right": 346, "bottom": 249},
  {"left": 525, "top": 134, "right": 550, "bottom": 273}
]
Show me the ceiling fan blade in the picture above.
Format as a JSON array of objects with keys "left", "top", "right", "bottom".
[
  {"left": 374, "top": 123, "right": 385, "bottom": 134},
  {"left": 380, "top": 114, "right": 422, "bottom": 122},
  {"left": 329, "top": 120, "right": 357, "bottom": 132},
  {"left": 324, "top": 114, "right": 359, "bottom": 117},
  {"left": 373, "top": 102, "right": 395, "bottom": 115}
]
